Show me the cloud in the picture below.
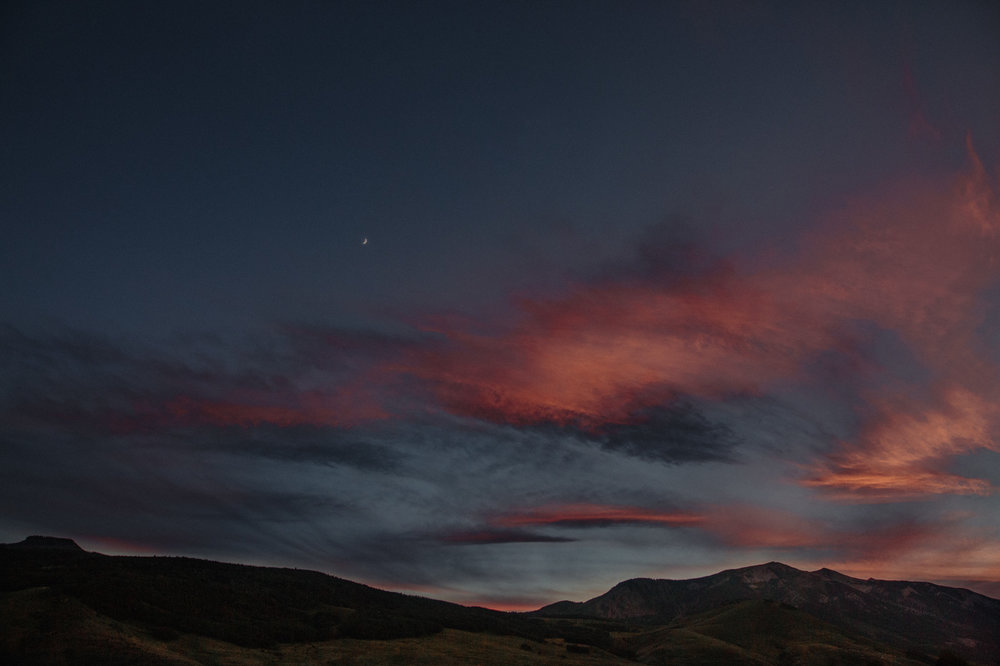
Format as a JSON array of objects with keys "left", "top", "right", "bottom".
[
  {"left": 802, "top": 385, "right": 996, "bottom": 500},
  {"left": 406, "top": 272, "right": 812, "bottom": 430},
  {"left": 3, "top": 142, "right": 1000, "bottom": 609},
  {"left": 9, "top": 142, "right": 999, "bottom": 501},
  {"left": 820, "top": 520, "right": 1000, "bottom": 594},
  {"left": 165, "top": 424, "right": 403, "bottom": 471},
  {"left": 790, "top": 142, "right": 1000, "bottom": 499},
  {"left": 902, "top": 60, "right": 943, "bottom": 142},
  {"left": 0, "top": 429, "right": 352, "bottom": 554},
  {"left": 595, "top": 401, "right": 738, "bottom": 463},
  {"left": 434, "top": 529, "right": 575, "bottom": 545},
  {"left": 0, "top": 323, "right": 396, "bottom": 433},
  {"left": 392, "top": 142, "right": 1000, "bottom": 499},
  {"left": 699, "top": 505, "right": 829, "bottom": 550},
  {"left": 160, "top": 392, "right": 386, "bottom": 429},
  {"left": 492, "top": 503, "right": 705, "bottom": 529}
]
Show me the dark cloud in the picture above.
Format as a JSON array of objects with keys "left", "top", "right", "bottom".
[
  {"left": 164, "top": 424, "right": 403, "bottom": 472},
  {"left": 595, "top": 400, "right": 738, "bottom": 464},
  {"left": 434, "top": 529, "right": 575, "bottom": 545},
  {"left": 0, "top": 323, "right": 399, "bottom": 432},
  {"left": 520, "top": 518, "right": 671, "bottom": 529},
  {"left": 605, "top": 218, "right": 735, "bottom": 287},
  {"left": 4, "top": 324, "right": 742, "bottom": 468},
  {"left": 0, "top": 430, "right": 351, "bottom": 553},
  {"left": 488, "top": 503, "right": 705, "bottom": 532},
  {"left": 489, "top": 397, "right": 738, "bottom": 465},
  {"left": 411, "top": 374, "right": 742, "bottom": 466}
]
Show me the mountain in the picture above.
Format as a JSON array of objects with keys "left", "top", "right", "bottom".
[
  {"left": 1, "top": 535, "right": 84, "bottom": 551},
  {"left": 535, "top": 561, "right": 1000, "bottom": 664},
  {"left": 3, "top": 538, "right": 997, "bottom": 664},
  {"left": 619, "top": 598, "right": 927, "bottom": 665},
  {"left": 1, "top": 536, "right": 627, "bottom": 664}
]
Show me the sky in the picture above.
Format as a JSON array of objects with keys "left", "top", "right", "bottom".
[{"left": 3, "top": 0, "right": 1000, "bottom": 609}]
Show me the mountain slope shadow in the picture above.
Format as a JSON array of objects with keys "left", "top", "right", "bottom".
[
  {"left": 3, "top": 538, "right": 998, "bottom": 664},
  {"left": 1, "top": 536, "right": 628, "bottom": 663},
  {"left": 535, "top": 562, "right": 1000, "bottom": 664}
]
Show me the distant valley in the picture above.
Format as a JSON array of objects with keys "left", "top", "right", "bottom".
[{"left": 2, "top": 536, "right": 997, "bottom": 665}]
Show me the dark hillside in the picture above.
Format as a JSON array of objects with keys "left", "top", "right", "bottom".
[
  {"left": 535, "top": 562, "right": 1000, "bottom": 664},
  {"left": 4, "top": 539, "right": 997, "bottom": 664},
  {"left": 623, "top": 599, "right": 928, "bottom": 665},
  {"left": 0, "top": 538, "right": 619, "bottom": 653}
]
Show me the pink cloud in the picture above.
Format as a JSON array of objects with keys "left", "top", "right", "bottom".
[
  {"left": 397, "top": 141, "right": 1000, "bottom": 500},
  {"left": 50, "top": 140, "right": 997, "bottom": 504},
  {"left": 492, "top": 503, "right": 706, "bottom": 529}
]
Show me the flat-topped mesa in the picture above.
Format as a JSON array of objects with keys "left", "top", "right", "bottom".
[{"left": 3, "top": 535, "right": 84, "bottom": 551}]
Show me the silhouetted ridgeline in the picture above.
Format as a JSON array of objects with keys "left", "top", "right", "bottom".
[
  {"left": 2, "top": 537, "right": 997, "bottom": 664},
  {"left": 2, "top": 535, "right": 83, "bottom": 551},
  {"left": 0, "top": 537, "right": 615, "bottom": 651},
  {"left": 534, "top": 561, "right": 1000, "bottom": 664}
]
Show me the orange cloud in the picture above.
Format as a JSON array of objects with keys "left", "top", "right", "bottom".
[
  {"left": 492, "top": 503, "right": 705, "bottom": 529},
  {"left": 407, "top": 268, "right": 836, "bottom": 430},
  {"left": 794, "top": 143, "right": 1000, "bottom": 498},
  {"left": 158, "top": 386, "right": 390, "bottom": 430},
  {"left": 822, "top": 526, "right": 1000, "bottom": 591},
  {"left": 701, "top": 505, "right": 828, "bottom": 549},
  {"left": 105, "top": 140, "right": 999, "bottom": 502},
  {"left": 400, "top": 143, "right": 1000, "bottom": 500},
  {"left": 803, "top": 386, "right": 997, "bottom": 499}
]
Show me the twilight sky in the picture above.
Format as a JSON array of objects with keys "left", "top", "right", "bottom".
[{"left": 3, "top": 1, "right": 1000, "bottom": 609}]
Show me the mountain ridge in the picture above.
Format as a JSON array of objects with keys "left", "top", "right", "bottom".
[
  {"left": 533, "top": 560, "right": 1000, "bottom": 663},
  {"left": 3, "top": 536, "right": 998, "bottom": 664}
]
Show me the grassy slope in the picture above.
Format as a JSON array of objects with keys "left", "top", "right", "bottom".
[
  {"left": 618, "top": 600, "right": 929, "bottom": 666},
  {"left": 1, "top": 587, "right": 198, "bottom": 666},
  {"left": 2, "top": 548, "right": 975, "bottom": 665},
  {"left": 0, "top": 587, "right": 959, "bottom": 665},
  {"left": 1, "top": 549, "right": 559, "bottom": 644},
  {"left": 1, "top": 587, "right": 632, "bottom": 665}
]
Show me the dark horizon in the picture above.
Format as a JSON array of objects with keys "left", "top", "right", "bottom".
[{"left": 5, "top": 534, "right": 1000, "bottom": 608}]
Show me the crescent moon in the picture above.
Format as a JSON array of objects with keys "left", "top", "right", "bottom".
[{"left": 362, "top": 237, "right": 368, "bottom": 245}]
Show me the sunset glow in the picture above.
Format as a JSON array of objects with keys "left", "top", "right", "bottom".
[{"left": 2, "top": 0, "right": 999, "bottom": 609}]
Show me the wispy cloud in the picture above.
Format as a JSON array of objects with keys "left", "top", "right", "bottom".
[
  {"left": 490, "top": 503, "right": 705, "bottom": 530},
  {"left": 435, "top": 529, "right": 576, "bottom": 545},
  {"left": 3, "top": 145, "right": 999, "bottom": 604}
]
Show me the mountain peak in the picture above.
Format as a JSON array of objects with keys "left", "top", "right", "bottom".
[
  {"left": 812, "top": 567, "right": 858, "bottom": 583},
  {"left": 534, "top": 562, "right": 1000, "bottom": 663},
  {"left": 751, "top": 561, "right": 799, "bottom": 572},
  {"left": 717, "top": 561, "right": 804, "bottom": 580}
]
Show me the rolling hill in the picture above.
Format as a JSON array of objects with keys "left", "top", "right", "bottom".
[{"left": 535, "top": 561, "right": 1000, "bottom": 664}]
